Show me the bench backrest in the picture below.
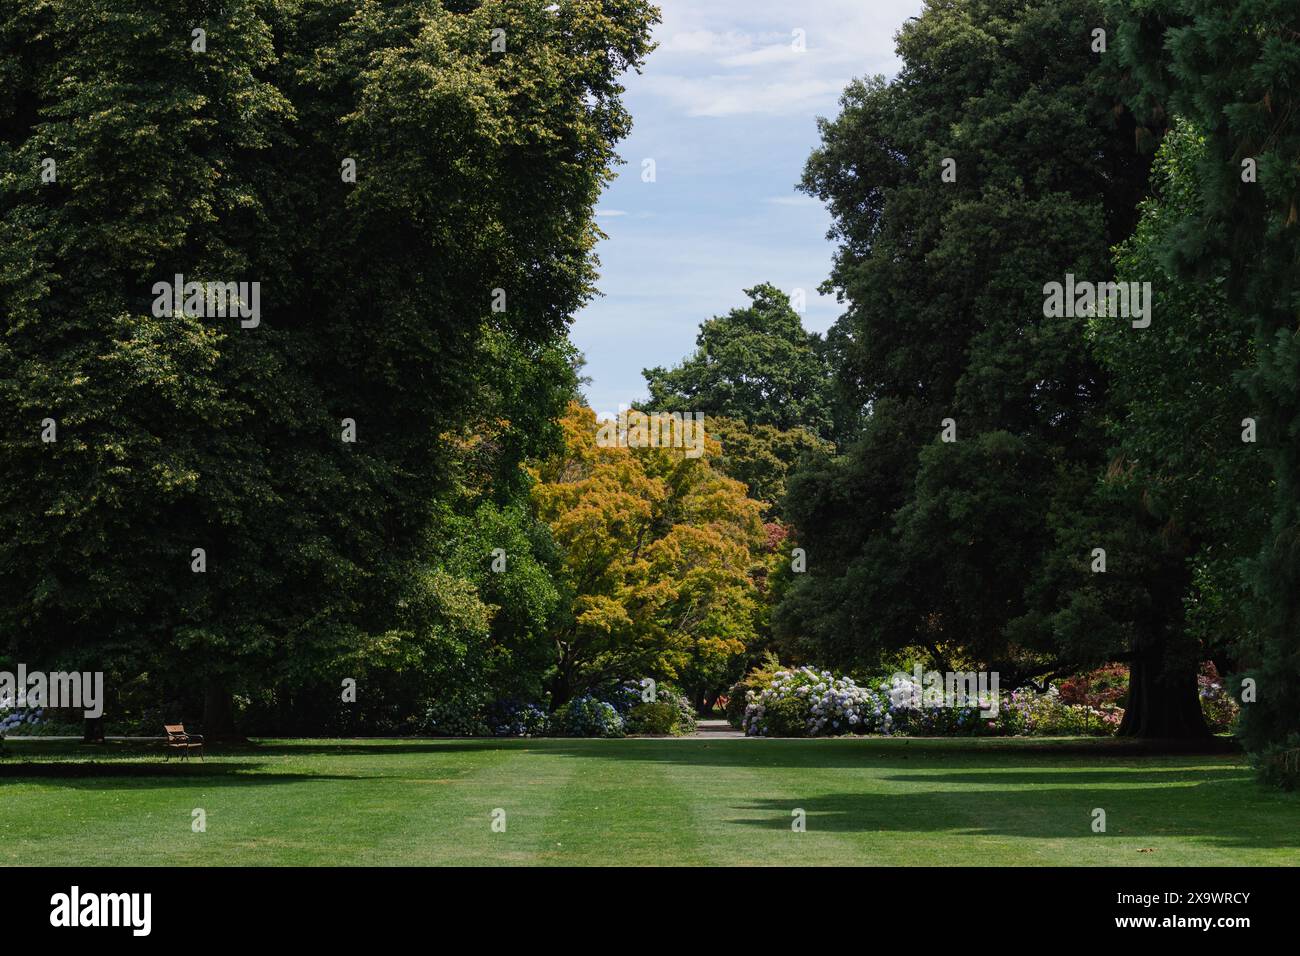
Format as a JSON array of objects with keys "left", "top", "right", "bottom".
[{"left": 164, "top": 724, "right": 187, "bottom": 740}]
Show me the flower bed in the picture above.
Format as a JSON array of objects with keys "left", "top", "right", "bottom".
[
  {"left": 739, "top": 666, "right": 1168, "bottom": 738},
  {"left": 743, "top": 667, "right": 893, "bottom": 737}
]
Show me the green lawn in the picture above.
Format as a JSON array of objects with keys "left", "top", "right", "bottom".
[{"left": 2, "top": 736, "right": 1296, "bottom": 866}]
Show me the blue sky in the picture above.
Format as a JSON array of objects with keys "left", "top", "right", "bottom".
[{"left": 573, "top": 0, "right": 925, "bottom": 417}]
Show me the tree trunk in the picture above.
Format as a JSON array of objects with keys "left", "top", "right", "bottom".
[
  {"left": 81, "top": 715, "right": 105, "bottom": 743},
  {"left": 549, "top": 639, "right": 578, "bottom": 709},
  {"left": 548, "top": 669, "right": 573, "bottom": 710},
  {"left": 1116, "top": 651, "right": 1210, "bottom": 739},
  {"left": 1116, "top": 517, "right": 1209, "bottom": 739},
  {"left": 202, "top": 683, "right": 239, "bottom": 740}
]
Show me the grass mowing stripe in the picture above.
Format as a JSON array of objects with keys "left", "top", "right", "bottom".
[
  {"left": 652, "top": 738, "right": 893, "bottom": 865},
  {"left": 386, "top": 739, "right": 583, "bottom": 866},
  {"left": 531, "top": 739, "right": 711, "bottom": 866},
  {"left": 2, "top": 737, "right": 1297, "bottom": 865},
  {"left": 1, "top": 738, "right": 525, "bottom": 865}
]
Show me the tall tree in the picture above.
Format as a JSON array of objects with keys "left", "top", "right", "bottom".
[
  {"left": 778, "top": 0, "right": 1188, "bottom": 727},
  {"left": 642, "top": 283, "right": 835, "bottom": 439},
  {"left": 0, "top": 0, "right": 657, "bottom": 734},
  {"left": 531, "top": 402, "right": 766, "bottom": 706},
  {"left": 1111, "top": 0, "right": 1300, "bottom": 771},
  {"left": 1089, "top": 121, "right": 1267, "bottom": 734}
]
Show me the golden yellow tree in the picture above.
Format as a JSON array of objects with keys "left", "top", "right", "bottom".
[{"left": 532, "top": 403, "right": 766, "bottom": 705}]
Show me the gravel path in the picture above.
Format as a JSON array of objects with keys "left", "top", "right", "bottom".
[{"left": 694, "top": 718, "right": 745, "bottom": 738}]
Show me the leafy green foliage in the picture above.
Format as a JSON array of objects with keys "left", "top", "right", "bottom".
[
  {"left": 778, "top": 0, "right": 1181, "bottom": 721},
  {"left": 723, "top": 651, "right": 784, "bottom": 728},
  {"left": 1110, "top": 0, "right": 1300, "bottom": 770},
  {"left": 642, "top": 283, "right": 834, "bottom": 439},
  {"left": 625, "top": 701, "right": 676, "bottom": 735},
  {"left": 552, "top": 695, "right": 624, "bottom": 738},
  {"left": 0, "top": 0, "right": 657, "bottom": 728},
  {"left": 704, "top": 416, "right": 831, "bottom": 519}
]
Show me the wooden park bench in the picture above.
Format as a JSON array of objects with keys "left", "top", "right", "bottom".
[{"left": 163, "top": 724, "right": 204, "bottom": 761}]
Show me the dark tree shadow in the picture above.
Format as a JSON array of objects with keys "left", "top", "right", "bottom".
[
  {"left": 0, "top": 738, "right": 512, "bottom": 760},
  {"left": 721, "top": 780, "right": 1299, "bottom": 850},
  {"left": 0, "top": 762, "right": 371, "bottom": 790},
  {"left": 521, "top": 737, "right": 1247, "bottom": 772}
]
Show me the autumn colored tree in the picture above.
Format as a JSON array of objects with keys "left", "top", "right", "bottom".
[{"left": 532, "top": 403, "right": 767, "bottom": 706}]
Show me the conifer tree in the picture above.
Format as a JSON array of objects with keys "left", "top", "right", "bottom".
[{"left": 1112, "top": 0, "right": 1300, "bottom": 770}]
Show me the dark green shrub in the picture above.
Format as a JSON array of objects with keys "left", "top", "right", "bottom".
[
  {"left": 653, "top": 685, "right": 697, "bottom": 735},
  {"left": 420, "top": 693, "right": 491, "bottom": 737},
  {"left": 626, "top": 701, "right": 679, "bottom": 735},
  {"left": 1253, "top": 733, "right": 1300, "bottom": 791},
  {"left": 761, "top": 696, "right": 809, "bottom": 737},
  {"left": 553, "top": 696, "right": 624, "bottom": 737},
  {"left": 724, "top": 652, "right": 783, "bottom": 728}
]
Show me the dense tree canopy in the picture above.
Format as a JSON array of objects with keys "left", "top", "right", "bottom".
[
  {"left": 642, "top": 283, "right": 835, "bottom": 439},
  {"left": 0, "top": 0, "right": 657, "bottom": 731},
  {"left": 1110, "top": 0, "right": 1300, "bottom": 770},
  {"left": 531, "top": 402, "right": 767, "bottom": 706},
  {"left": 774, "top": 0, "right": 1196, "bottom": 727},
  {"left": 0, "top": 0, "right": 1288, "bottom": 769}
]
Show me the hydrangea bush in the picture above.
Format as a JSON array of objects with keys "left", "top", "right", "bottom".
[
  {"left": 1004, "top": 685, "right": 1121, "bottom": 736},
  {"left": 593, "top": 679, "right": 698, "bottom": 736},
  {"left": 0, "top": 694, "right": 43, "bottom": 739},
  {"left": 596, "top": 680, "right": 645, "bottom": 717},
  {"left": 420, "top": 695, "right": 491, "bottom": 737},
  {"left": 743, "top": 668, "right": 892, "bottom": 737},
  {"left": 742, "top": 666, "right": 1142, "bottom": 738},
  {"left": 487, "top": 700, "right": 550, "bottom": 737},
  {"left": 883, "top": 672, "right": 1025, "bottom": 737},
  {"left": 553, "top": 696, "right": 625, "bottom": 737},
  {"left": 724, "top": 652, "right": 783, "bottom": 728},
  {"left": 1198, "top": 662, "right": 1239, "bottom": 734},
  {"left": 640, "top": 684, "right": 697, "bottom": 735},
  {"left": 416, "top": 680, "right": 699, "bottom": 739}
]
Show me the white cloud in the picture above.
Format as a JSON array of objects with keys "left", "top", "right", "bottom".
[
  {"left": 573, "top": 0, "right": 927, "bottom": 413},
  {"left": 719, "top": 43, "right": 805, "bottom": 68},
  {"left": 766, "top": 195, "right": 822, "bottom": 207},
  {"left": 638, "top": 0, "right": 918, "bottom": 117},
  {"left": 659, "top": 29, "right": 754, "bottom": 57},
  {"left": 641, "top": 74, "right": 844, "bottom": 117},
  {"left": 595, "top": 209, "right": 628, "bottom": 218}
]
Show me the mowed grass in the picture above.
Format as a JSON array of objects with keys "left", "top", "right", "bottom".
[{"left": 1, "top": 736, "right": 1296, "bottom": 866}]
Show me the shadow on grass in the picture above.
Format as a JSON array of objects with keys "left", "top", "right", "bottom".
[
  {"left": 877, "top": 768, "right": 1254, "bottom": 785},
  {"left": 522, "top": 737, "right": 1249, "bottom": 773},
  {"left": 720, "top": 779, "right": 1300, "bottom": 850},
  {"left": 0, "top": 739, "right": 512, "bottom": 760},
  {"left": 0, "top": 760, "right": 372, "bottom": 788},
  {"left": 526, "top": 740, "right": 1300, "bottom": 850}
]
